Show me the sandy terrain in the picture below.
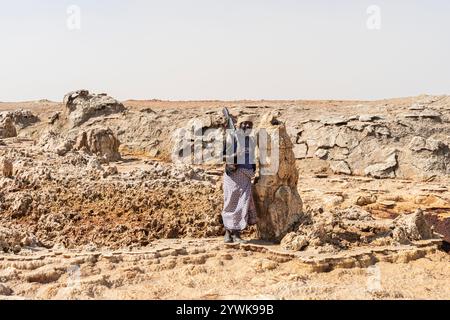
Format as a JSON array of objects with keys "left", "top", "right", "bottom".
[{"left": 0, "top": 238, "right": 448, "bottom": 300}]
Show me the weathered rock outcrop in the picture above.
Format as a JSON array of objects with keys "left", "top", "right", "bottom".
[
  {"left": 0, "top": 116, "right": 17, "bottom": 138},
  {"left": 287, "top": 99, "right": 450, "bottom": 180},
  {"left": 392, "top": 209, "right": 435, "bottom": 244},
  {"left": 63, "top": 90, "right": 126, "bottom": 127},
  {"left": 0, "top": 109, "right": 40, "bottom": 129},
  {"left": 253, "top": 112, "right": 304, "bottom": 242},
  {"left": 38, "top": 126, "right": 121, "bottom": 163},
  {"left": 0, "top": 226, "right": 39, "bottom": 253},
  {"left": 74, "top": 127, "right": 121, "bottom": 163},
  {"left": 280, "top": 207, "right": 439, "bottom": 253},
  {"left": 38, "top": 130, "right": 74, "bottom": 156},
  {"left": 364, "top": 152, "right": 398, "bottom": 178}
]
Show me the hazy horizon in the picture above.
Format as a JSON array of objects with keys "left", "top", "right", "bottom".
[
  {"left": 0, "top": 94, "right": 442, "bottom": 104},
  {"left": 1, "top": 0, "right": 450, "bottom": 102}
]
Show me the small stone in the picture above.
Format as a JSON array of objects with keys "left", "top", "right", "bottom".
[
  {"left": 331, "top": 161, "right": 352, "bottom": 175},
  {"left": 103, "top": 165, "right": 119, "bottom": 178},
  {"left": 320, "top": 116, "right": 348, "bottom": 126},
  {"left": 281, "top": 232, "right": 309, "bottom": 251},
  {"left": 420, "top": 109, "right": 441, "bottom": 120},
  {"left": 53, "top": 243, "right": 66, "bottom": 251},
  {"left": 359, "top": 115, "right": 380, "bottom": 122},
  {"left": 409, "top": 103, "right": 425, "bottom": 111},
  {"left": 324, "top": 195, "right": 344, "bottom": 207},
  {"left": 374, "top": 126, "right": 390, "bottom": 137},
  {"left": 220, "top": 253, "right": 233, "bottom": 261},
  {"left": 0, "top": 284, "right": 13, "bottom": 296},
  {"left": 409, "top": 136, "right": 426, "bottom": 151},
  {"left": 86, "top": 254, "right": 99, "bottom": 264},
  {"left": 356, "top": 195, "right": 377, "bottom": 206},
  {"left": 261, "top": 260, "right": 278, "bottom": 271},
  {"left": 84, "top": 243, "right": 98, "bottom": 252},
  {"left": 425, "top": 139, "right": 444, "bottom": 152},
  {"left": 379, "top": 200, "right": 396, "bottom": 208},
  {"left": 48, "top": 112, "right": 61, "bottom": 124},
  {"left": 410, "top": 137, "right": 445, "bottom": 152},
  {"left": 364, "top": 153, "right": 397, "bottom": 179},
  {"left": 315, "top": 149, "right": 328, "bottom": 159}
]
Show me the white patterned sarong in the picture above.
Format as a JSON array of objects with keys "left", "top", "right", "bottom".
[{"left": 222, "top": 168, "right": 257, "bottom": 231}]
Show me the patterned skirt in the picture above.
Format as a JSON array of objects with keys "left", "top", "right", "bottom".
[{"left": 221, "top": 168, "right": 257, "bottom": 231}]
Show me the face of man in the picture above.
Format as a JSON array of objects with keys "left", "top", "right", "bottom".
[{"left": 240, "top": 121, "right": 253, "bottom": 133}]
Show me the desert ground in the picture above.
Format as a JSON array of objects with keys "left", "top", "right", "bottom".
[{"left": 0, "top": 92, "right": 449, "bottom": 300}]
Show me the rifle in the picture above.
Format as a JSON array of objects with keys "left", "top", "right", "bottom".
[
  {"left": 222, "top": 108, "right": 237, "bottom": 174},
  {"left": 222, "top": 107, "right": 236, "bottom": 131}
]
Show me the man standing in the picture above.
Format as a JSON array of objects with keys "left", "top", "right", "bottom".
[{"left": 222, "top": 115, "right": 257, "bottom": 243}]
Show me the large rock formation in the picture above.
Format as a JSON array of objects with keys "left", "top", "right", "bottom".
[
  {"left": 253, "top": 112, "right": 304, "bottom": 242},
  {"left": 0, "top": 116, "right": 17, "bottom": 138},
  {"left": 38, "top": 126, "right": 121, "bottom": 163},
  {"left": 73, "top": 127, "right": 121, "bottom": 163},
  {"left": 392, "top": 209, "right": 435, "bottom": 244},
  {"left": 288, "top": 97, "right": 450, "bottom": 180},
  {"left": 63, "top": 90, "right": 126, "bottom": 127},
  {"left": 38, "top": 130, "right": 74, "bottom": 156},
  {"left": 0, "top": 109, "right": 40, "bottom": 129}
]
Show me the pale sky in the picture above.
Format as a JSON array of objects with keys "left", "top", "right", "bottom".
[{"left": 1, "top": 0, "right": 449, "bottom": 102}]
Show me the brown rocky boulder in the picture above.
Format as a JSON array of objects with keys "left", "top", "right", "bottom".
[
  {"left": 392, "top": 209, "right": 436, "bottom": 244},
  {"left": 74, "top": 127, "right": 121, "bottom": 163},
  {"left": 1, "top": 158, "right": 13, "bottom": 177},
  {"left": 63, "top": 90, "right": 126, "bottom": 127},
  {"left": 253, "top": 112, "right": 304, "bottom": 242},
  {"left": 0, "top": 109, "right": 40, "bottom": 129},
  {"left": 0, "top": 116, "right": 17, "bottom": 138}
]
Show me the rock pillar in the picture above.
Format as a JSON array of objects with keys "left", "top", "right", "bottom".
[{"left": 254, "top": 112, "right": 304, "bottom": 242}]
